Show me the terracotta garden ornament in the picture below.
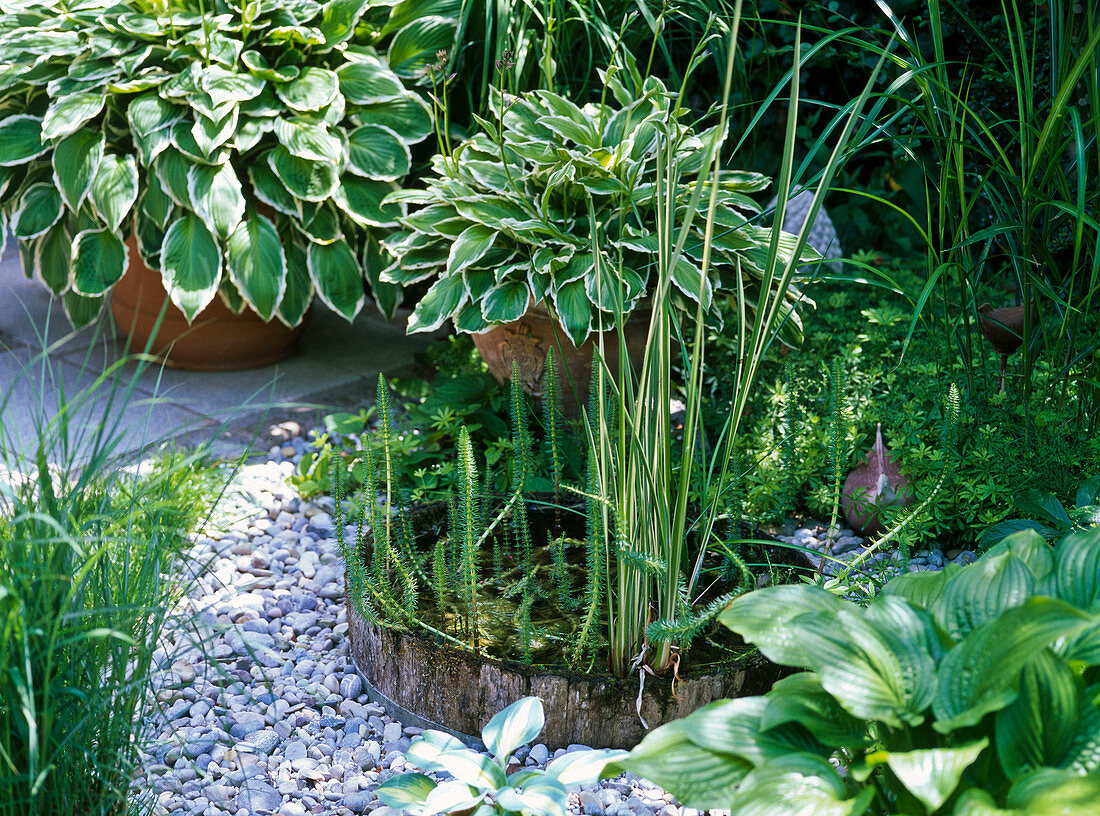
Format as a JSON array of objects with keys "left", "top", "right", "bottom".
[
  {"left": 977, "top": 302, "right": 1028, "bottom": 395},
  {"left": 841, "top": 423, "right": 913, "bottom": 536}
]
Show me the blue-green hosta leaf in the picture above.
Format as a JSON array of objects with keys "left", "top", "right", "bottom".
[
  {"left": 192, "top": 109, "right": 239, "bottom": 156},
  {"left": 277, "top": 240, "right": 312, "bottom": 328},
  {"left": 719, "top": 585, "right": 845, "bottom": 667},
  {"left": 762, "top": 673, "right": 869, "bottom": 750},
  {"left": 226, "top": 214, "right": 286, "bottom": 321},
  {"left": 333, "top": 176, "right": 401, "bottom": 227},
  {"left": 881, "top": 567, "right": 957, "bottom": 618},
  {"left": 268, "top": 146, "right": 338, "bottom": 202},
  {"left": 357, "top": 95, "right": 433, "bottom": 144},
  {"left": 933, "top": 598, "right": 1095, "bottom": 733},
  {"left": 188, "top": 162, "right": 245, "bottom": 239},
  {"left": 42, "top": 92, "right": 105, "bottom": 140},
  {"left": 792, "top": 598, "right": 937, "bottom": 728},
  {"left": 248, "top": 161, "right": 299, "bottom": 217},
  {"left": 496, "top": 777, "right": 568, "bottom": 816},
  {"left": 13, "top": 183, "right": 64, "bottom": 240},
  {"left": 995, "top": 649, "right": 1079, "bottom": 777},
  {"left": 35, "top": 221, "right": 71, "bottom": 295},
  {"left": 346, "top": 124, "right": 410, "bottom": 181},
  {"left": 941, "top": 551, "right": 1037, "bottom": 641},
  {"left": 88, "top": 153, "right": 138, "bottom": 232},
  {"left": 241, "top": 50, "right": 300, "bottom": 83},
  {"left": 51, "top": 128, "right": 103, "bottom": 212},
  {"left": 882, "top": 739, "right": 988, "bottom": 813},
  {"left": 1061, "top": 683, "right": 1100, "bottom": 774},
  {"left": 154, "top": 148, "right": 193, "bottom": 209},
  {"left": 1006, "top": 768, "right": 1100, "bottom": 814},
  {"left": 317, "top": 0, "right": 372, "bottom": 50},
  {"left": 732, "top": 755, "right": 873, "bottom": 816},
  {"left": 274, "top": 117, "right": 342, "bottom": 165},
  {"left": 376, "top": 772, "right": 436, "bottom": 809},
  {"left": 979, "top": 520, "right": 1061, "bottom": 549},
  {"left": 544, "top": 749, "right": 628, "bottom": 788},
  {"left": 0, "top": 115, "right": 46, "bottom": 166},
  {"left": 446, "top": 224, "right": 496, "bottom": 277},
  {"left": 386, "top": 15, "right": 457, "bottom": 78},
  {"left": 481, "top": 697, "right": 543, "bottom": 764},
  {"left": 336, "top": 56, "right": 406, "bottom": 105},
  {"left": 677, "top": 697, "right": 822, "bottom": 764},
  {"left": 622, "top": 719, "right": 751, "bottom": 809},
  {"left": 1054, "top": 528, "right": 1100, "bottom": 612},
  {"left": 70, "top": 227, "right": 127, "bottom": 296},
  {"left": 1015, "top": 490, "right": 1073, "bottom": 529},
  {"left": 408, "top": 274, "right": 465, "bottom": 333},
  {"left": 307, "top": 239, "right": 363, "bottom": 321},
  {"left": 160, "top": 213, "right": 222, "bottom": 320},
  {"left": 1076, "top": 477, "right": 1100, "bottom": 509},
  {"left": 551, "top": 277, "right": 592, "bottom": 346},
  {"left": 275, "top": 67, "right": 339, "bottom": 112},
  {"left": 481, "top": 280, "right": 529, "bottom": 323}
]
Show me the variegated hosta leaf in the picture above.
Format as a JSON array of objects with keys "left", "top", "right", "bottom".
[
  {"left": 70, "top": 227, "right": 127, "bottom": 296},
  {"left": 12, "top": 182, "right": 64, "bottom": 240},
  {"left": 277, "top": 239, "right": 313, "bottom": 328},
  {"left": 155, "top": 148, "right": 194, "bottom": 209},
  {"left": 275, "top": 117, "right": 343, "bottom": 164},
  {"left": 408, "top": 273, "right": 465, "bottom": 334},
  {"left": 188, "top": 162, "right": 245, "bottom": 239},
  {"left": 249, "top": 161, "right": 300, "bottom": 217},
  {"left": 317, "top": 0, "right": 372, "bottom": 51},
  {"left": 159, "top": 213, "right": 222, "bottom": 320},
  {"left": 267, "top": 145, "right": 338, "bottom": 202},
  {"left": 192, "top": 108, "right": 239, "bottom": 156},
  {"left": 481, "top": 280, "right": 529, "bottom": 324},
  {"left": 35, "top": 220, "right": 71, "bottom": 295},
  {"left": 63, "top": 290, "right": 105, "bottom": 328},
  {"left": 337, "top": 56, "right": 406, "bottom": 105},
  {"left": 241, "top": 50, "right": 300, "bottom": 83},
  {"left": 89, "top": 153, "right": 138, "bottom": 232},
  {"left": 333, "top": 176, "right": 401, "bottom": 227},
  {"left": 345, "top": 124, "right": 410, "bottom": 181},
  {"left": 140, "top": 173, "right": 175, "bottom": 229},
  {"left": 50, "top": 128, "right": 104, "bottom": 213},
  {"left": 41, "top": 92, "right": 105, "bottom": 141},
  {"left": 357, "top": 95, "right": 433, "bottom": 145},
  {"left": 275, "top": 67, "right": 339, "bottom": 112},
  {"left": 307, "top": 239, "right": 364, "bottom": 320},
  {"left": 551, "top": 277, "right": 592, "bottom": 346},
  {"left": 200, "top": 65, "right": 265, "bottom": 108},
  {"left": 0, "top": 115, "right": 47, "bottom": 166},
  {"left": 226, "top": 213, "right": 286, "bottom": 321}
]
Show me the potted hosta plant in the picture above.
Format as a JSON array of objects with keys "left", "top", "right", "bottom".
[
  {"left": 381, "top": 75, "right": 816, "bottom": 400},
  {"left": 0, "top": 0, "right": 448, "bottom": 368}
]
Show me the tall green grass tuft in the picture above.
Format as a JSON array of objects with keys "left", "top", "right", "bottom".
[{"left": 0, "top": 346, "right": 221, "bottom": 816}]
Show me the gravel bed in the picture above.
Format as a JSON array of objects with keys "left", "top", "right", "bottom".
[{"left": 139, "top": 447, "right": 687, "bottom": 816}]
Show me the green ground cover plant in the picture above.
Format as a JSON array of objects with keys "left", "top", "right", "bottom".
[
  {"left": 621, "top": 525, "right": 1100, "bottom": 815},
  {"left": 0, "top": 349, "right": 224, "bottom": 815},
  {"left": 718, "top": 258, "right": 1100, "bottom": 550}
]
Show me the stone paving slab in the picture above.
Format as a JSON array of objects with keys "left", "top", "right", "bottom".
[{"left": 0, "top": 240, "right": 432, "bottom": 462}]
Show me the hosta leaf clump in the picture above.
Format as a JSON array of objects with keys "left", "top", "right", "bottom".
[
  {"left": 620, "top": 527, "right": 1100, "bottom": 815},
  {"left": 0, "top": 0, "right": 448, "bottom": 327},
  {"left": 384, "top": 80, "right": 819, "bottom": 346}
]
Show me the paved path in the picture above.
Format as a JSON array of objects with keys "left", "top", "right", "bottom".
[{"left": 0, "top": 241, "right": 431, "bottom": 462}]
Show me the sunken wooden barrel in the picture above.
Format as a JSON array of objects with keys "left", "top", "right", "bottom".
[{"left": 346, "top": 601, "right": 784, "bottom": 750}]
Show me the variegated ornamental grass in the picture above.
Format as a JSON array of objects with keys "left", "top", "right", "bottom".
[
  {"left": 0, "top": 0, "right": 455, "bottom": 327},
  {"left": 382, "top": 76, "right": 818, "bottom": 347}
]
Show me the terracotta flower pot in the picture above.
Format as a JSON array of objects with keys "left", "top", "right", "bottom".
[
  {"left": 470, "top": 303, "right": 652, "bottom": 416},
  {"left": 111, "top": 236, "right": 306, "bottom": 371}
]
